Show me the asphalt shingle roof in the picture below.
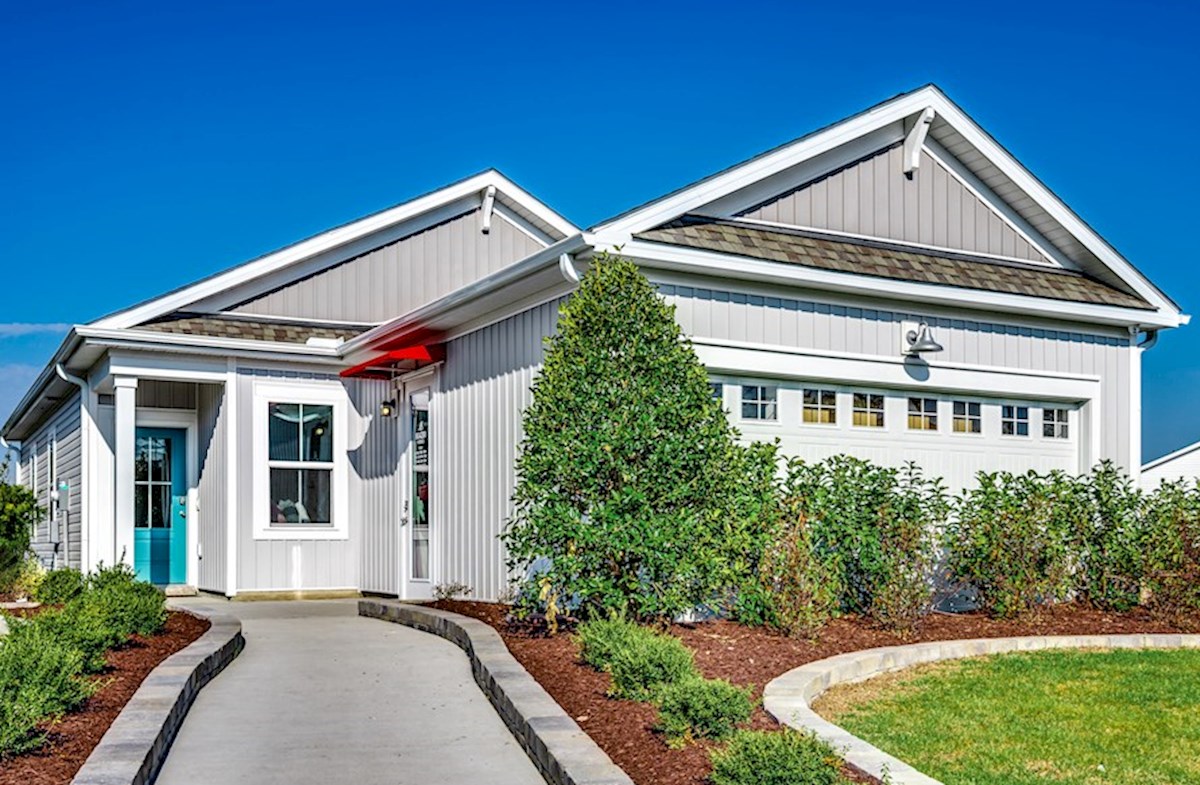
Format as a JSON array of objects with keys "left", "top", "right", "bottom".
[
  {"left": 636, "top": 216, "right": 1152, "bottom": 310},
  {"left": 137, "top": 314, "right": 369, "bottom": 344}
]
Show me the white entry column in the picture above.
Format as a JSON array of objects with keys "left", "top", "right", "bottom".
[{"left": 113, "top": 375, "right": 138, "bottom": 566}]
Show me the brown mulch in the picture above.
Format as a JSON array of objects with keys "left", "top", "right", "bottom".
[
  {"left": 433, "top": 600, "right": 1199, "bottom": 785},
  {"left": 0, "top": 611, "right": 210, "bottom": 785}
]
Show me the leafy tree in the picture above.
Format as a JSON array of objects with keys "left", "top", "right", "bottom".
[
  {"left": 0, "top": 456, "right": 39, "bottom": 590},
  {"left": 502, "top": 254, "right": 743, "bottom": 625}
]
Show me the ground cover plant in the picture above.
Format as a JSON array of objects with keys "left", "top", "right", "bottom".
[{"left": 816, "top": 648, "right": 1200, "bottom": 785}]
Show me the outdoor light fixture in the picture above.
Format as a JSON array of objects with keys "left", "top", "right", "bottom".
[
  {"left": 380, "top": 399, "right": 396, "bottom": 418},
  {"left": 905, "top": 321, "right": 944, "bottom": 355}
]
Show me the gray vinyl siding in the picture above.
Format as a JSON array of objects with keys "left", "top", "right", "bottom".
[
  {"left": 436, "top": 297, "right": 564, "bottom": 601},
  {"left": 351, "top": 377, "right": 402, "bottom": 595},
  {"left": 137, "top": 380, "right": 197, "bottom": 409},
  {"left": 196, "top": 383, "right": 227, "bottom": 593},
  {"left": 739, "top": 145, "right": 1051, "bottom": 264},
  {"left": 657, "top": 280, "right": 1134, "bottom": 468},
  {"left": 228, "top": 209, "right": 545, "bottom": 323},
  {"left": 19, "top": 393, "right": 83, "bottom": 569}
]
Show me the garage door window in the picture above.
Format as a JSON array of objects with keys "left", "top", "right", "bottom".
[
  {"left": 802, "top": 389, "right": 837, "bottom": 424},
  {"left": 1043, "top": 408, "right": 1069, "bottom": 439},
  {"left": 741, "top": 386, "right": 777, "bottom": 421},
  {"left": 952, "top": 401, "right": 982, "bottom": 434},
  {"left": 907, "top": 398, "right": 938, "bottom": 431},
  {"left": 1002, "top": 405, "right": 1030, "bottom": 436},
  {"left": 852, "top": 393, "right": 884, "bottom": 428}
]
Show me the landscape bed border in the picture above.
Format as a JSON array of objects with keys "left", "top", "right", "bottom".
[
  {"left": 358, "top": 598, "right": 634, "bottom": 785},
  {"left": 70, "top": 606, "right": 244, "bottom": 785},
  {"left": 764, "top": 632, "right": 1200, "bottom": 785}
]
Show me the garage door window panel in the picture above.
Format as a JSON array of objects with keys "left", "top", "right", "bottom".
[
  {"left": 853, "top": 393, "right": 885, "bottom": 428},
  {"left": 1002, "top": 405, "right": 1030, "bottom": 437},
  {"left": 802, "top": 388, "right": 837, "bottom": 425},
  {"left": 1044, "top": 408, "right": 1070, "bottom": 439},
  {"left": 952, "top": 401, "right": 982, "bottom": 434},
  {"left": 908, "top": 397, "right": 938, "bottom": 431},
  {"left": 741, "top": 385, "right": 778, "bottom": 422}
]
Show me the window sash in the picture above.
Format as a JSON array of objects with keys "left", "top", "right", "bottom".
[
  {"left": 907, "top": 398, "right": 938, "bottom": 431},
  {"left": 740, "top": 385, "right": 778, "bottom": 421},
  {"left": 1001, "top": 405, "right": 1030, "bottom": 437},
  {"left": 802, "top": 388, "right": 837, "bottom": 424}
]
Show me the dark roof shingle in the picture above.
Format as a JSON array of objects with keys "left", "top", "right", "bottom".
[
  {"left": 137, "top": 314, "right": 369, "bottom": 344},
  {"left": 636, "top": 217, "right": 1152, "bottom": 310}
]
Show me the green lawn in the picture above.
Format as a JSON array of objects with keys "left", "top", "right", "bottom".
[{"left": 815, "top": 649, "right": 1200, "bottom": 785}]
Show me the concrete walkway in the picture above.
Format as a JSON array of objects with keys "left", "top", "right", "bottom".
[{"left": 157, "top": 599, "right": 542, "bottom": 785}]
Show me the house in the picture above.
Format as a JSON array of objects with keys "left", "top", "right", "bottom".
[
  {"left": 1141, "top": 441, "right": 1200, "bottom": 489},
  {"left": 3, "top": 85, "right": 1185, "bottom": 600}
]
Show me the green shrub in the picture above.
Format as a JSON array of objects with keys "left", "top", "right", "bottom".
[
  {"left": 655, "top": 676, "right": 753, "bottom": 747},
  {"left": 0, "top": 618, "right": 95, "bottom": 756},
  {"left": 1072, "top": 462, "right": 1146, "bottom": 611},
  {"left": 605, "top": 628, "right": 697, "bottom": 701},
  {"left": 1142, "top": 480, "right": 1200, "bottom": 625},
  {"left": 0, "top": 466, "right": 38, "bottom": 590},
  {"left": 87, "top": 561, "right": 139, "bottom": 593},
  {"left": 755, "top": 508, "right": 838, "bottom": 638},
  {"left": 577, "top": 618, "right": 645, "bottom": 671},
  {"left": 502, "top": 255, "right": 748, "bottom": 625},
  {"left": 89, "top": 581, "right": 167, "bottom": 637},
  {"left": 36, "top": 567, "right": 86, "bottom": 605},
  {"left": 709, "top": 729, "right": 847, "bottom": 785},
  {"left": 944, "top": 470, "right": 1079, "bottom": 617},
  {"left": 9, "top": 555, "right": 44, "bottom": 601},
  {"left": 32, "top": 603, "right": 125, "bottom": 673}
]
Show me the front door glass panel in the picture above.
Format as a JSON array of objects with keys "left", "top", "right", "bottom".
[
  {"left": 411, "top": 390, "right": 430, "bottom": 581},
  {"left": 132, "top": 427, "right": 187, "bottom": 585}
]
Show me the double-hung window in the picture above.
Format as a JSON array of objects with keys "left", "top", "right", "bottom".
[
  {"left": 1001, "top": 405, "right": 1030, "bottom": 436},
  {"left": 907, "top": 397, "right": 938, "bottom": 431},
  {"left": 802, "top": 389, "right": 837, "bottom": 424},
  {"left": 1043, "top": 408, "right": 1069, "bottom": 439},
  {"left": 254, "top": 382, "right": 348, "bottom": 540},
  {"left": 741, "top": 385, "right": 778, "bottom": 421},
  {"left": 852, "top": 393, "right": 884, "bottom": 428},
  {"left": 952, "top": 401, "right": 982, "bottom": 434}
]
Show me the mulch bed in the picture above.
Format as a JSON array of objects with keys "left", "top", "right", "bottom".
[
  {"left": 433, "top": 600, "right": 1199, "bottom": 785},
  {"left": 0, "top": 611, "right": 210, "bottom": 785}
]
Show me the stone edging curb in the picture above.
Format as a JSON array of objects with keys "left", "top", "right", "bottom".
[
  {"left": 359, "top": 599, "right": 634, "bottom": 785},
  {"left": 763, "top": 632, "right": 1200, "bottom": 785},
  {"left": 71, "top": 606, "right": 245, "bottom": 785}
]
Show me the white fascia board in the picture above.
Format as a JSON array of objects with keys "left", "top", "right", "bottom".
[
  {"left": 76, "top": 326, "right": 345, "bottom": 364},
  {"left": 340, "top": 233, "right": 590, "bottom": 359},
  {"left": 591, "top": 87, "right": 942, "bottom": 237},
  {"left": 618, "top": 238, "right": 1183, "bottom": 329},
  {"left": 91, "top": 170, "right": 578, "bottom": 330}
]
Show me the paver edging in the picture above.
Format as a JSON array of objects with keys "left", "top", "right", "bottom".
[
  {"left": 763, "top": 632, "right": 1200, "bottom": 785},
  {"left": 71, "top": 606, "right": 245, "bottom": 785},
  {"left": 359, "top": 598, "right": 634, "bottom": 785}
]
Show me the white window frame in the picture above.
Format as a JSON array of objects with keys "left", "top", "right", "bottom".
[
  {"left": 252, "top": 381, "right": 349, "bottom": 541},
  {"left": 801, "top": 388, "right": 838, "bottom": 426},
  {"left": 951, "top": 400, "right": 983, "bottom": 435},
  {"left": 851, "top": 391, "right": 885, "bottom": 429},
  {"left": 1001, "top": 404, "right": 1031, "bottom": 438},
  {"left": 1043, "top": 407, "right": 1071, "bottom": 439},
  {"left": 740, "top": 384, "right": 779, "bottom": 422}
]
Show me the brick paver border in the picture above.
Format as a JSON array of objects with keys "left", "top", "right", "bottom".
[
  {"left": 763, "top": 633, "right": 1200, "bottom": 785},
  {"left": 359, "top": 599, "right": 634, "bottom": 785},
  {"left": 71, "top": 607, "right": 245, "bottom": 785}
]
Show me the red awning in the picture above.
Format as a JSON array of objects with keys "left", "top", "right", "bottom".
[{"left": 339, "top": 344, "right": 444, "bottom": 378}]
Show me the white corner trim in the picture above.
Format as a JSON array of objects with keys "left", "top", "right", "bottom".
[
  {"left": 224, "top": 359, "right": 238, "bottom": 597},
  {"left": 250, "top": 379, "right": 350, "bottom": 541}
]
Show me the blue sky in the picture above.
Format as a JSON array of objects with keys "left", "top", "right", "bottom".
[{"left": 1, "top": 0, "right": 1197, "bottom": 462}]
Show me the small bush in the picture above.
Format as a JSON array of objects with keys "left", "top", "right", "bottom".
[
  {"left": 0, "top": 470, "right": 38, "bottom": 590},
  {"left": 606, "top": 629, "right": 697, "bottom": 700},
  {"left": 33, "top": 604, "right": 125, "bottom": 674},
  {"left": 1072, "top": 462, "right": 1146, "bottom": 611},
  {"left": 433, "top": 582, "right": 472, "bottom": 601},
  {"left": 709, "top": 729, "right": 847, "bottom": 785},
  {"left": 756, "top": 510, "right": 838, "bottom": 638},
  {"left": 655, "top": 677, "right": 753, "bottom": 747},
  {"left": 1142, "top": 480, "right": 1200, "bottom": 625},
  {"left": 36, "top": 567, "right": 86, "bottom": 605},
  {"left": 9, "top": 555, "right": 44, "bottom": 601},
  {"left": 88, "top": 581, "right": 167, "bottom": 637},
  {"left": 0, "top": 619, "right": 95, "bottom": 757},
  {"left": 577, "top": 618, "right": 644, "bottom": 671},
  {"left": 87, "top": 562, "right": 140, "bottom": 593}
]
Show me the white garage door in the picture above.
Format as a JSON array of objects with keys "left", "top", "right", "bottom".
[{"left": 719, "top": 380, "right": 1080, "bottom": 494}]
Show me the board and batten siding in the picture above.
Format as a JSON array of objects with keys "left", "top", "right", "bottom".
[
  {"left": 228, "top": 208, "right": 545, "bottom": 323},
  {"left": 738, "top": 145, "right": 1052, "bottom": 265},
  {"left": 349, "top": 376, "right": 402, "bottom": 595},
  {"left": 436, "top": 297, "right": 564, "bottom": 601},
  {"left": 657, "top": 279, "right": 1134, "bottom": 469},
  {"left": 19, "top": 393, "right": 83, "bottom": 568},
  {"left": 196, "top": 383, "right": 228, "bottom": 593}
]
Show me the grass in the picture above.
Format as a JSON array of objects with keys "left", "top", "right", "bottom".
[{"left": 814, "top": 649, "right": 1200, "bottom": 785}]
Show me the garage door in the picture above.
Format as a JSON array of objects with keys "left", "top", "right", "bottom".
[{"left": 719, "top": 380, "right": 1080, "bottom": 494}]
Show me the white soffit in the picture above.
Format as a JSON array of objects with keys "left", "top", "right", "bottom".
[{"left": 591, "top": 85, "right": 1183, "bottom": 325}]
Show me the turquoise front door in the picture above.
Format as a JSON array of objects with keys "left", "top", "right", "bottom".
[{"left": 133, "top": 427, "right": 187, "bottom": 585}]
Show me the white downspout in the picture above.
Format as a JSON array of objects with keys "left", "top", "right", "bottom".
[{"left": 55, "top": 364, "right": 89, "bottom": 571}]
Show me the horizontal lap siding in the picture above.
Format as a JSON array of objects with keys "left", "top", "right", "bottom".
[
  {"left": 437, "top": 298, "right": 563, "bottom": 601},
  {"left": 196, "top": 383, "right": 227, "bottom": 593},
  {"left": 19, "top": 393, "right": 82, "bottom": 568},
  {"left": 740, "top": 145, "right": 1051, "bottom": 264},
  {"left": 230, "top": 210, "right": 545, "bottom": 323},
  {"left": 660, "top": 281, "right": 1132, "bottom": 469}
]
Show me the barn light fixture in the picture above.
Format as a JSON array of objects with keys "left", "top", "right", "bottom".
[
  {"left": 380, "top": 399, "right": 397, "bottom": 418},
  {"left": 905, "top": 321, "right": 944, "bottom": 355}
]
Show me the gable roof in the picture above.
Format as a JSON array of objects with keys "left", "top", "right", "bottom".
[
  {"left": 91, "top": 169, "right": 578, "bottom": 330},
  {"left": 138, "top": 313, "right": 370, "bottom": 344},
  {"left": 638, "top": 216, "right": 1152, "bottom": 310},
  {"left": 592, "top": 84, "right": 1184, "bottom": 327}
]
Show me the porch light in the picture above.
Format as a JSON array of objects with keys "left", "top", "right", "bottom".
[
  {"left": 905, "top": 322, "right": 944, "bottom": 355},
  {"left": 380, "top": 399, "right": 397, "bottom": 418}
]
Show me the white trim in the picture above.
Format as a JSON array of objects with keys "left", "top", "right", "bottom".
[
  {"left": 91, "top": 170, "right": 578, "bottom": 331},
  {"left": 224, "top": 359, "right": 238, "bottom": 596},
  {"left": 401, "top": 368, "right": 438, "bottom": 600},
  {"left": 80, "top": 326, "right": 342, "bottom": 359},
  {"left": 493, "top": 202, "right": 557, "bottom": 246},
  {"left": 251, "top": 380, "right": 350, "bottom": 541},
  {"left": 134, "top": 408, "right": 199, "bottom": 588},
  {"left": 1143, "top": 441, "right": 1200, "bottom": 473},
  {"left": 1129, "top": 339, "right": 1143, "bottom": 480},
  {"left": 620, "top": 238, "right": 1177, "bottom": 329},
  {"left": 903, "top": 107, "right": 935, "bottom": 174}
]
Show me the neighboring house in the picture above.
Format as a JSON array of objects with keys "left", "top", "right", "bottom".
[
  {"left": 1141, "top": 441, "right": 1200, "bottom": 489},
  {"left": 3, "top": 85, "right": 1186, "bottom": 599}
]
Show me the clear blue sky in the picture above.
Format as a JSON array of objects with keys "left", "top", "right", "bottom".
[{"left": 1, "top": 0, "right": 1197, "bottom": 461}]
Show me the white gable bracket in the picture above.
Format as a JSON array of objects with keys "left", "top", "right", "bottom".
[
  {"left": 903, "top": 107, "right": 936, "bottom": 177},
  {"left": 480, "top": 185, "right": 497, "bottom": 234}
]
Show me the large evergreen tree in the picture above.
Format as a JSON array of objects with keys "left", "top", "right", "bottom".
[{"left": 502, "top": 254, "right": 743, "bottom": 624}]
